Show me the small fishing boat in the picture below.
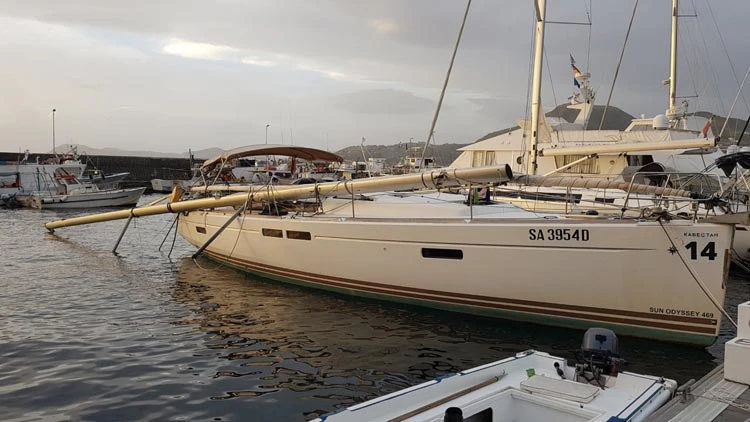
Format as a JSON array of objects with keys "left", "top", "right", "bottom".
[
  {"left": 87, "top": 171, "right": 131, "bottom": 190},
  {"left": 0, "top": 150, "right": 86, "bottom": 198},
  {"left": 312, "top": 329, "right": 677, "bottom": 422},
  {"left": 151, "top": 178, "right": 192, "bottom": 193},
  {"left": 19, "top": 171, "right": 145, "bottom": 209}
]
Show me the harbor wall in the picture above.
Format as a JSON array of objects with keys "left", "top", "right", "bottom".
[{"left": 0, "top": 152, "right": 198, "bottom": 190}]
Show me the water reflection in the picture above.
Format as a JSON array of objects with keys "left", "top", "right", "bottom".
[
  {"left": 173, "top": 256, "right": 722, "bottom": 419},
  {"left": 3, "top": 201, "right": 745, "bottom": 422}
]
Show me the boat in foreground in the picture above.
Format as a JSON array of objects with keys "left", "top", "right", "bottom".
[{"left": 312, "top": 329, "right": 677, "bottom": 422}]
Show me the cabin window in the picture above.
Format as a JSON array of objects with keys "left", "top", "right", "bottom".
[
  {"left": 286, "top": 230, "right": 312, "bottom": 240},
  {"left": 629, "top": 123, "right": 653, "bottom": 131},
  {"left": 484, "top": 151, "right": 495, "bottom": 166},
  {"left": 472, "top": 151, "right": 484, "bottom": 167},
  {"left": 554, "top": 155, "right": 599, "bottom": 174},
  {"left": 594, "top": 197, "right": 615, "bottom": 204},
  {"left": 421, "top": 248, "right": 463, "bottom": 260},
  {"left": 465, "top": 408, "right": 492, "bottom": 422},
  {"left": 196, "top": 226, "right": 206, "bottom": 234},
  {"left": 262, "top": 228, "right": 283, "bottom": 238}
]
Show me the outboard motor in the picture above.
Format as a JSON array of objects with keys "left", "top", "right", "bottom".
[{"left": 578, "top": 328, "right": 625, "bottom": 379}]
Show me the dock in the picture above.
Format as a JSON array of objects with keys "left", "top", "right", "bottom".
[
  {"left": 649, "top": 300, "right": 750, "bottom": 421},
  {"left": 647, "top": 364, "right": 750, "bottom": 421}
]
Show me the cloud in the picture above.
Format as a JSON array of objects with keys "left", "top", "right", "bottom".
[
  {"left": 334, "top": 89, "right": 434, "bottom": 115},
  {"left": 240, "top": 56, "right": 278, "bottom": 67},
  {"left": 162, "top": 39, "right": 240, "bottom": 61},
  {"left": 467, "top": 97, "right": 508, "bottom": 119},
  {"left": 161, "top": 37, "right": 352, "bottom": 79},
  {"left": 1, "top": 1, "right": 749, "bottom": 153},
  {"left": 369, "top": 18, "right": 398, "bottom": 34}
]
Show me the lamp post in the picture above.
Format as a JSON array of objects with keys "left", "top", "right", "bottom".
[
  {"left": 265, "top": 124, "right": 270, "bottom": 144},
  {"left": 52, "top": 108, "right": 57, "bottom": 156}
]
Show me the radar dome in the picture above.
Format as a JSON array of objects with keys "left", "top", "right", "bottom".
[{"left": 652, "top": 114, "right": 669, "bottom": 130}]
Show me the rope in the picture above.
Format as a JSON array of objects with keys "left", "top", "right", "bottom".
[
  {"left": 705, "top": 0, "right": 750, "bottom": 116},
  {"left": 691, "top": 0, "right": 727, "bottom": 116},
  {"left": 599, "top": 0, "right": 638, "bottom": 131},
  {"left": 419, "top": 0, "right": 472, "bottom": 170},
  {"left": 584, "top": 0, "right": 592, "bottom": 74},
  {"left": 720, "top": 65, "right": 750, "bottom": 138},
  {"left": 701, "top": 387, "right": 750, "bottom": 412},
  {"left": 544, "top": 48, "right": 565, "bottom": 145},
  {"left": 228, "top": 196, "right": 250, "bottom": 259},
  {"left": 657, "top": 219, "right": 737, "bottom": 329},
  {"left": 168, "top": 216, "right": 178, "bottom": 258}
]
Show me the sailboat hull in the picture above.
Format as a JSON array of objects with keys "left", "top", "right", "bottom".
[{"left": 179, "top": 209, "right": 732, "bottom": 346}]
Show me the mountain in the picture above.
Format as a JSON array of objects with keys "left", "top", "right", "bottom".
[
  {"left": 692, "top": 112, "right": 748, "bottom": 143},
  {"left": 48, "top": 144, "right": 224, "bottom": 160},
  {"left": 36, "top": 110, "right": 750, "bottom": 165}
]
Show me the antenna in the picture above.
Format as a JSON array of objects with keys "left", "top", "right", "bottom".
[
  {"left": 360, "top": 137, "right": 371, "bottom": 177},
  {"left": 52, "top": 108, "right": 57, "bottom": 158}
]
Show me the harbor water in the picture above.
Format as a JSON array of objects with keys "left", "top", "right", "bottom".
[{"left": 1, "top": 194, "right": 748, "bottom": 421}]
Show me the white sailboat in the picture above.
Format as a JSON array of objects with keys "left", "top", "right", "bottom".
[
  {"left": 45, "top": 0, "right": 739, "bottom": 347},
  {"left": 449, "top": 0, "right": 750, "bottom": 262}
]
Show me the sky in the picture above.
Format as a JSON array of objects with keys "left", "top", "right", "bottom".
[{"left": 0, "top": 0, "right": 748, "bottom": 154}]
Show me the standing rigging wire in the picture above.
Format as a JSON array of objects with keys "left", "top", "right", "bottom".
[
  {"left": 680, "top": 9, "right": 709, "bottom": 113},
  {"left": 585, "top": 0, "right": 592, "bottom": 73},
  {"left": 544, "top": 49, "right": 564, "bottom": 144},
  {"left": 691, "top": 0, "right": 727, "bottom": 117},
  {"left": 418, "top": 0, "right": 472, "bottom": 172},
  {"left": 705, "top": 0, "right": 750, "bottom": 120},
  {"left": 720, "top": 65, "right": 750, "bottom": 138},
  {"left": 598, "top": 0, "right": 639, "bottom": 131},
  {"left": 678, "top": 22, "right": 702, "bottom": 111},
  {"left": 580, "top": 0, "right": 592, "bottom": 142}
]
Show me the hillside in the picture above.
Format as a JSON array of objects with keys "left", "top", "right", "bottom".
[
  {"left": 49, "top": 144, "right": 223, "bottom": 160},
  {"left": 28, "top": 110, "right": 749, "bottom": 163},
  {"left": 692, "top": 112, "right": 748, "bottom": 143},
  {"left": 335, "top": 142, "right": 469, "bottom": 167}
]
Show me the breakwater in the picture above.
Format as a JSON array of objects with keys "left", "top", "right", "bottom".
[{"left": 0, "top": 152, "right": 200, "bottom": 191}]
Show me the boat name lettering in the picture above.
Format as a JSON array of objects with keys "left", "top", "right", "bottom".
[
  {"left": 528, "top": 228, "right": 589, "bottom": 241},
  {"left": 682, "top": 232, "right": 719, "bottom": 238},
  {"left": 649, "top": 307, "right": 714, "bottom": 318}
]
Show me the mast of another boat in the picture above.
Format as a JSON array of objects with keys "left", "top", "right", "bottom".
[
  {"left": 667, "top": 0, "right": 679, "bottom": 124},
  {"left": 528, "top": 0, "right": 547, "bottom": 176}
]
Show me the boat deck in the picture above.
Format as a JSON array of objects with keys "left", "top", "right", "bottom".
[{"left": 647, "top": 364, "right": 750, "bottom": 422}]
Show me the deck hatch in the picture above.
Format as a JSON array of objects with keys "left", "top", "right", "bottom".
[
  {"left": 287, "top": 230, "right": 312, "bottom": 240},
  {"left": 421, "top": 248, "right": 463, "bottom": 260},
  {"left": 262, "top": 228, "right": 283, "bottom": 238}
]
